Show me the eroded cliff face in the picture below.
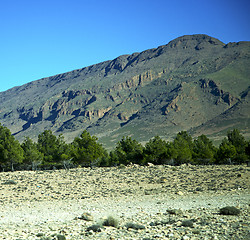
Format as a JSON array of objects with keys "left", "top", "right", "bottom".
[
  {"left": 200, "top": 79, "right": 237, "bottom": 106},
  {"left": 0, "top": 34, "right": 249, "bottom": 147}
]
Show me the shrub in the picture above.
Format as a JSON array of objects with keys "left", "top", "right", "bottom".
[
  {"left": 181, "top": 220, "right": 194, "bottom": 227},
  {"left": 102, "top": 216, "right": 119, "bottom": 228},
  {"left": 220, "top": 206, "right": 240, "bottom": 215},
  {"left": 86, "top": 224, "right": 102, "bottom": 232}
]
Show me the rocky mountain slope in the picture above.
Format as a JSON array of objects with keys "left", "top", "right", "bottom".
[{"left": 0, "top": 34, "right": 249, "bottom": 148}]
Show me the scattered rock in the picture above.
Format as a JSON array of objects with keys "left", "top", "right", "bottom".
[
  {"left": 125, "top": 222, "right": 146, "bottom": 230},
  {"left": 150, "top": 218, "right": 174, "bottom": 226},
  {"left": 2, "top": 180, "right": 17, "bottom": 185},
  {"left": 158, "top": 177, "right": 168, "bottom": 183},
  {"left": 176, "top": 191, "right": 184, "bottom": 195},
  {"left": 36, "top": 233, "right": 45, "bottom": 237},
  {"left": 167, "top": 209, "right": 183, "bottom": 215},
  {"left": 79, "top": 212, "right": 93, "bottom": 221},
  {"left": 219, "top": 206, "right": 241, "bottom": 215},
  {"left": 192, "top": 229, "right": 201, "bottom": 234},
  {"left": 0, "top": 165, "right": 248, "bottom": 239}
]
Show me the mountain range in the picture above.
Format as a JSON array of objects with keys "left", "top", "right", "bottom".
[{"left": 0, "top": 34, "right": 249, "bottom": 149}]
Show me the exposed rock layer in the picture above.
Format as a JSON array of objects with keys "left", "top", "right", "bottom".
[{"left": 0, "top": 34, "right": 249, "bottom": 147}]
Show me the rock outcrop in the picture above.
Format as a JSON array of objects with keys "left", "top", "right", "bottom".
[{"left": 0, "top": 34, "right": 249, "bottom": 147}]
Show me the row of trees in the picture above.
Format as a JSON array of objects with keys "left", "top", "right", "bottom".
[
  {"left": 110, "top": 130, "right": 250, "bottom": 166},
  {"left": 0, "top": 123, "right": 249, "bottom": 171}
]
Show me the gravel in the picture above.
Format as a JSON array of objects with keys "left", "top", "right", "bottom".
[{"left": 0, "top": 164, "right": 249, "bottom": 239}]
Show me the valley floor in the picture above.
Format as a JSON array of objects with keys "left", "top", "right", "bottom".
[{"left": 0, "top": 164, "right": 249, "bottom": 239}]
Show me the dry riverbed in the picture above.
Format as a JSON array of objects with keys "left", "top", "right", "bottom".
[{"left": 0, "top": 164, "right": 249, "bottom": 239}]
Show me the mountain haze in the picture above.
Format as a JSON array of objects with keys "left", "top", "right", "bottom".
[{"left": 0, "top": 34, "right": 249, "bottom": 148}]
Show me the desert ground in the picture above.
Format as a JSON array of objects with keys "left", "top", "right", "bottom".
[{"left": 0, "top": 164, "right": 249, "bottom": 239}]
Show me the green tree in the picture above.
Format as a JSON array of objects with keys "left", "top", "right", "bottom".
[
  {"left": 173, "top": 131, "right": 193, "bottom": 164},
  {"left": 71, "top": 130, "right": 107, "bottom": 166},
  {"left": 143, "top": 136, "right": 177, "bottom": 165},
  {"left": 37, "top": 130, "right": 69, "bottom": 167},
  {"left": 246, "top": 140, "right": 250, "bottom": 159},
  {"left": 21, "top": 137, "right": 43, "bottom": 170},
  {"left": 110, "top": 136, "right": 144, "bottom": 165},
  {"left": 176, "top": 131, "right": 193, "bottom": 148},
  {"left": 192, "top": 134, "right": 216, "bottom": 164},
  {"left": 227, "top": 129, "right": 247, "bottom": 163},
  {"left": 215, "top": 138, "right": 237, "bottom": 164},
  {"left": 0, "top": 123, "right": 23, "bottom": 171}
]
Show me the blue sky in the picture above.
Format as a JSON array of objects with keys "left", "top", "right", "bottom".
[{"left": 0, "top": 0, "right": 249, "bottom": 93}]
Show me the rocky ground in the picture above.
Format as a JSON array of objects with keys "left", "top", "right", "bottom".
[{"left": 0, "top": 164, "right": 249, "bottom": 240}]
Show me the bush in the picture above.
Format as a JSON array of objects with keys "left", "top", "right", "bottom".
[
  {"left": 181, "top": 220, "right": 194, "bottom": 227},
  {"left": 220, "top": 206, "right": 240, "bottom": 215},
  {"left": 86, "top": 224, "right": 102, "bottom": 232},
  {"left": 102, "top": 216, "right": 119, "bottom": 228}
]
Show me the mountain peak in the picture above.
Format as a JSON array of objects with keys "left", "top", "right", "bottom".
[{"left": 167, "top": 34, "right": 225, "bottom": 49}]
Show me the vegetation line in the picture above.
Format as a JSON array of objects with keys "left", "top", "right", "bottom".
[{"left": 0, "top": 123, "right": 249, "bottom": 171}]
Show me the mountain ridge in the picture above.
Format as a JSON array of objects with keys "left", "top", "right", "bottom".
[{"left": 0, "top": 34, "right": 249, "bottom": 148}]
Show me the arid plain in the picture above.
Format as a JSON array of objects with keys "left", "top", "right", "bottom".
[{"left": 0, "top": 164, "right": 249, "bottom": 239}]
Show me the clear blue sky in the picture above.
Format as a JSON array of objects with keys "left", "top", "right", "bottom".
[{"left": 0, "top": 0, "right": 249, "bottom": 93}]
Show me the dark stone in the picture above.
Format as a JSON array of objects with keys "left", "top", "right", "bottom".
[
  {"left": 198, "top": 220, "right": 209, "bottom": 226},
  {"left": 220, "top": 206, "right": 240, "bottom": 215},
  {"left": 2, "top": 180, "right": 17, "bottom": 185},
  {"left": 192, "top": 229, "right": 200, "bottom": 234},
  {"left": 36, "top": 233, "right": 44, "bottom": 237},
  {"left": 79, "top": 212, "right": 93, "bottom": 221},
  {"left": 181, "top": 220, "right": 194, "bottom": 227},
  {"left": 150, "top": 219, "right": 175, "bottom": 226},
  {"left": 167, "top": 209, "right": 183, "bottom": 215},
  {"left": 125, "top": 222, "right": 146, "bottom": 230}
]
